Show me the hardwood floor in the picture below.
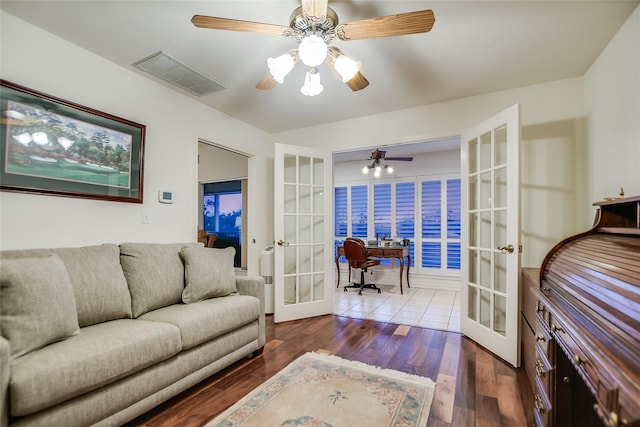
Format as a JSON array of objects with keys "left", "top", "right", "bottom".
[{"left": 125, "top": 314, "right": 535, "bottom": 427}]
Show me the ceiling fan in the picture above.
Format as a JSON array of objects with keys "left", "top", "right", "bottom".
[
  {"left": 191, "top": 0, "right": 435, "bottom": 95},
  {"left": 362, "top": 148, "right": 413, "bottom": 177}
]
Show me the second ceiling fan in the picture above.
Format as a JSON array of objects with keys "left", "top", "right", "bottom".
[
  {"left": 191, "top": 0, "right": 435, "bottom": 95},
  {"left": 362, "top": 148, "right": 414, "bottom": 177}
]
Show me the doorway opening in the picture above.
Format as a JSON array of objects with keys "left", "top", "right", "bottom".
[
  {"left": 198, "top": 141, "right": 248, "bottom": 270},
  {"left": 203, "top": 181, "right": 243, "bottom": 267},
  {"left": 331, "top": 137, "right": 462, "bottom": 331}
]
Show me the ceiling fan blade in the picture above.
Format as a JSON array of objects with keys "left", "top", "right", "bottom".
[
  {"left": 338, "top": 9, "right": 435, "bottom": 41},
  {"left": 191, "top": 15, "right": 287, "bottom": 36},
  {"left": 384, "top": 156, "right": 414, "bottom": 161},
  {"left": 302, "top": 0, "right": 328, "bottom": 18},
  {"left": 345, "top": 72, "right": 369, "bottom": 92},
  {"left": 255, "top": 73, "right": 277, "bottom": 90},
  {"left": 326, "top": 47, "right": 370, "bottom": 92}
]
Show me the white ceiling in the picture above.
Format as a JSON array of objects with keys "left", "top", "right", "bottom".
[{"left": 1, "top": 0, "right": 637, "bottom": 138}]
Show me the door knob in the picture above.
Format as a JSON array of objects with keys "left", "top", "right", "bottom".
[
  {"left": 277, "top": 240, "right": 290, "bottom": 247},
  {"left": 497, "top": 244, "right": 515, "bottom": 254}
]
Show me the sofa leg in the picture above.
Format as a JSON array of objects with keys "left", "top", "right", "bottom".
[{"left": 252, "top": 347, "right": 264, "bottom": 358}]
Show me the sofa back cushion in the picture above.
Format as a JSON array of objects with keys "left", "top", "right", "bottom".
[
  {"left": 54, "top": 244, "right": 132, "bottom": 326},
  {"left": 0, "top": 244, "right": 132, "bottom": 327},
  {"left": 120, "top": 243, "right": 201, "bottom": 317},
  {"left": 0, "top": 254, "right": 80, "bottom": 359},
  {"left": 182, "top": 246, "right": 237, "bottom": 303}
]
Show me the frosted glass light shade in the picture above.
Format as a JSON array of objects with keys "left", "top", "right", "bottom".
[
  {"left": 267, "top": 53, "right": 295, "bottom": 83},
  {"left": 298, "top": 35, "right": 328, "bottom": 67},
  {"left": 362, "top": 166, "right": 369, "bottom": 174},
  {"left": 301, "top": 69, "right": 323, "bottom": 96},
  {"left": 334, "top": 55, "right": 360, "bottom": 82}
]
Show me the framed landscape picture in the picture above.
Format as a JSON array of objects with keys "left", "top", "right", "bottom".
[{"left": 0, "top": 80, "right": 145, "bottom": 203}]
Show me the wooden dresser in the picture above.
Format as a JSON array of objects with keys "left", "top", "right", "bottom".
[{"left": 521, "top": 195, "right": 640, "bottom": 427}]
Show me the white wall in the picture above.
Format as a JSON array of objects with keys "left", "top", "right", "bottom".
[
  {"left": 198, "top": 142, "right": 248, "bottom": 183},
  {"left": 0, "top": 12, "right": 275, "bottom": 275},
  {"left": 276, "top": 78, "right": 586, "bottom": 267},
  {"left": 584, "top": 5, "right": 640, "bottom": 207}
]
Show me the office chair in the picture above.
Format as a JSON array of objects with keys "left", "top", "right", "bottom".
[{"left": 343, "top": 238, "right": 381, "bottom": 295}]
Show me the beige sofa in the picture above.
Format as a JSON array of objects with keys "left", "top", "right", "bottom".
[{"left": 0, "top": 242, "right": 265, "bottom": 427}]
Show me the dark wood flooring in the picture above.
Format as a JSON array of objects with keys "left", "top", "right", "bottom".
[{"left": 125, "top": 314, "right": 535, "bottom": 427}]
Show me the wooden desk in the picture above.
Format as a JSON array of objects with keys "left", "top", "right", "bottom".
[{"left": 336, "top": 245, "right": 411, "bottom": 294}]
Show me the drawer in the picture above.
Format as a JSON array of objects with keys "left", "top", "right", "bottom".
[
  {"left": 534, "top": 376, "right": 552, "bottom": 427},
  {"left": 534, "top": 317, "right": 552, "bottom": 359},
  {"left": 534, "top": 344, "right": 554, "bottom": 396},
  {"left": 534, "top": 297, "right": 550, "bottom": 325}
]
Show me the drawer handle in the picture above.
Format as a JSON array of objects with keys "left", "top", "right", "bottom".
[
  {"left": 535, "top": 335, "right": 546, "bottom": 343},
  {"left": 534, "top": 394, "right": 546, "bottom": 413},
  {"left": 552, "top": 324, "right": 564, "bottom": 332},
  {"left": 536, "top": 303, "right": 545, "bottom": 313},
  {"left": 574, "top": 354, "right": 585, "bottom": 365},
  {"left": 594, "top": 404, "right": 628, "bottom": 427},
  {"left": 535, "top": 359, "right": 545, "bottom": 377}
]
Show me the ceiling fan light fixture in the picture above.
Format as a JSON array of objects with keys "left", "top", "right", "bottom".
[
  {"left": 387, "top": 165, "right": 394, "bottom": 174},
  {"left": 334, "top": 55, "right": 360, "bottom": 82},
  {"left": 301, "top": 68, "right": 323, "bottom": 96},
  {"left": 267, "top": 53, "right": 295, "bottom": 83},
  {"left": 362, "top": 166, "right": 370, "bottom": 174},
  {"left": 298, "top": 35, "right": 328, "bottom": 67}
]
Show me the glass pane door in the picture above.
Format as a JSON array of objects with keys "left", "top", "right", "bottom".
[
  {"left": 274, "top": 143, "right": 333, "bottom": 322},
  {"left": 461, "top": 105, "right": 520, "bottom": 367}
]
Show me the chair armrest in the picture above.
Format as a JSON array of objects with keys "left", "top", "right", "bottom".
[{"left": 0, "top": 336, "right": 10, "bottom": 427}]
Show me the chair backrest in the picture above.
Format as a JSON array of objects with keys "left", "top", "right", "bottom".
[
  {"left": 197, "top": 229, "right": 208, "bottom": 245},
  {"left": 344, "top": 238, "right": 367, "bottom": 265}
]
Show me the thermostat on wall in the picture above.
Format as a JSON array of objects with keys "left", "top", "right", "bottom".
[{"left": 158, "top": 190, "right": 173, "bottom": 204}]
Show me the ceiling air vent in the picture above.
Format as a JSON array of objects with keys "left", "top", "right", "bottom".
[{"left": 133, "top": 51, "right": 226, "bottom": 96}]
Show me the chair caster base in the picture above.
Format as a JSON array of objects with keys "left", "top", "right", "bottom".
[{"left": 344, "top": 283, "right": 381, "bottom": 295}]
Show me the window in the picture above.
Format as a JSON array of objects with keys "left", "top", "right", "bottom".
[
  {"left": 334, "top": 187, "right": 348, "bottom": 237},
  {"left": 373, "top": 184, "right": 391, "bottom": 240},
  {"left": 334, "top": 175, "right": 460, "bottom": 276},
  {"left": 351, "top": 185, "right": 368, "bottom": 238},
  {"left": 396, "top": 182, "right": 415, "bottom": 267},
  {"left": 203, "top": 180, "right": 242, "bottom": 266}
]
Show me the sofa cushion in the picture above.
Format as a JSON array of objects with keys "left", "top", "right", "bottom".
[
  {"left": 0, "top": 244, "right": 133, "bottom": 327},
  {"left": 182, "top": 246, "right": 237, "bottom": 303},
  {"left": 138, "top": 294, "right": 260, "bottom": 350},
  {"left": 9, "top": 319, "right": 182, "bottom": 416},
  {"left": 0, "top": 254, "right": 79, "bottom": 359},
  {"left": 54, "top": 244, "right": 132, "bottom": 327},
  {"left": 120, "top": 242, "right": 201, "bottom": 317}
]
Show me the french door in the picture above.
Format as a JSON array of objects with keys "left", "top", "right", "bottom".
[
  {"left": 460, "top": 104, "right": 521, "bottom": 367},
  {"left": 273, "top": 143, "right": 333, "bottom": 323}
]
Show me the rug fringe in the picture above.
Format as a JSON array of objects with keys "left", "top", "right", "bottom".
[{"left": 307, "top": 351, "right": 437, "bottom": 387}]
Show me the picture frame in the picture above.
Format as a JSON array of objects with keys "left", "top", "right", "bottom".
[{"left": 0, "top": 80, "right": 145, "bottom": 203}]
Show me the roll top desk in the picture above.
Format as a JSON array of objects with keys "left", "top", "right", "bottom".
[{"left": 521, "top": 195, "right": 640, "bottom": 427}]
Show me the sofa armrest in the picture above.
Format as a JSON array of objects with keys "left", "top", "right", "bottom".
[
  {"left": 1, "top": 336, "right": 9, "bottom": 427},
  {"left": 235, "top": 276, "right": 266, "bottom": 348},
  {"left": 236, "top": 276, "right": 265, "bottom": 307}
]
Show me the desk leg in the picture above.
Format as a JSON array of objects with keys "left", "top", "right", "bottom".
[
  {"left": 406, "top": 255, "right": 411, "bottom": 289},
  {"left": 398, "top": 257, "right": 404, "bottom": 295},
  {"left": 335, "top": 255, "right": 340, "bottom": 287}
]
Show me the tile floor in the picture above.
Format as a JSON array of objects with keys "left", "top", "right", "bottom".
[{"left": 333, "top": 284, "right": 461, "bottom": 332}]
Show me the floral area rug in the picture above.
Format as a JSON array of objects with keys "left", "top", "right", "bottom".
[{"left": 205, "top": 352, "right": 436, "bottom": 427}]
